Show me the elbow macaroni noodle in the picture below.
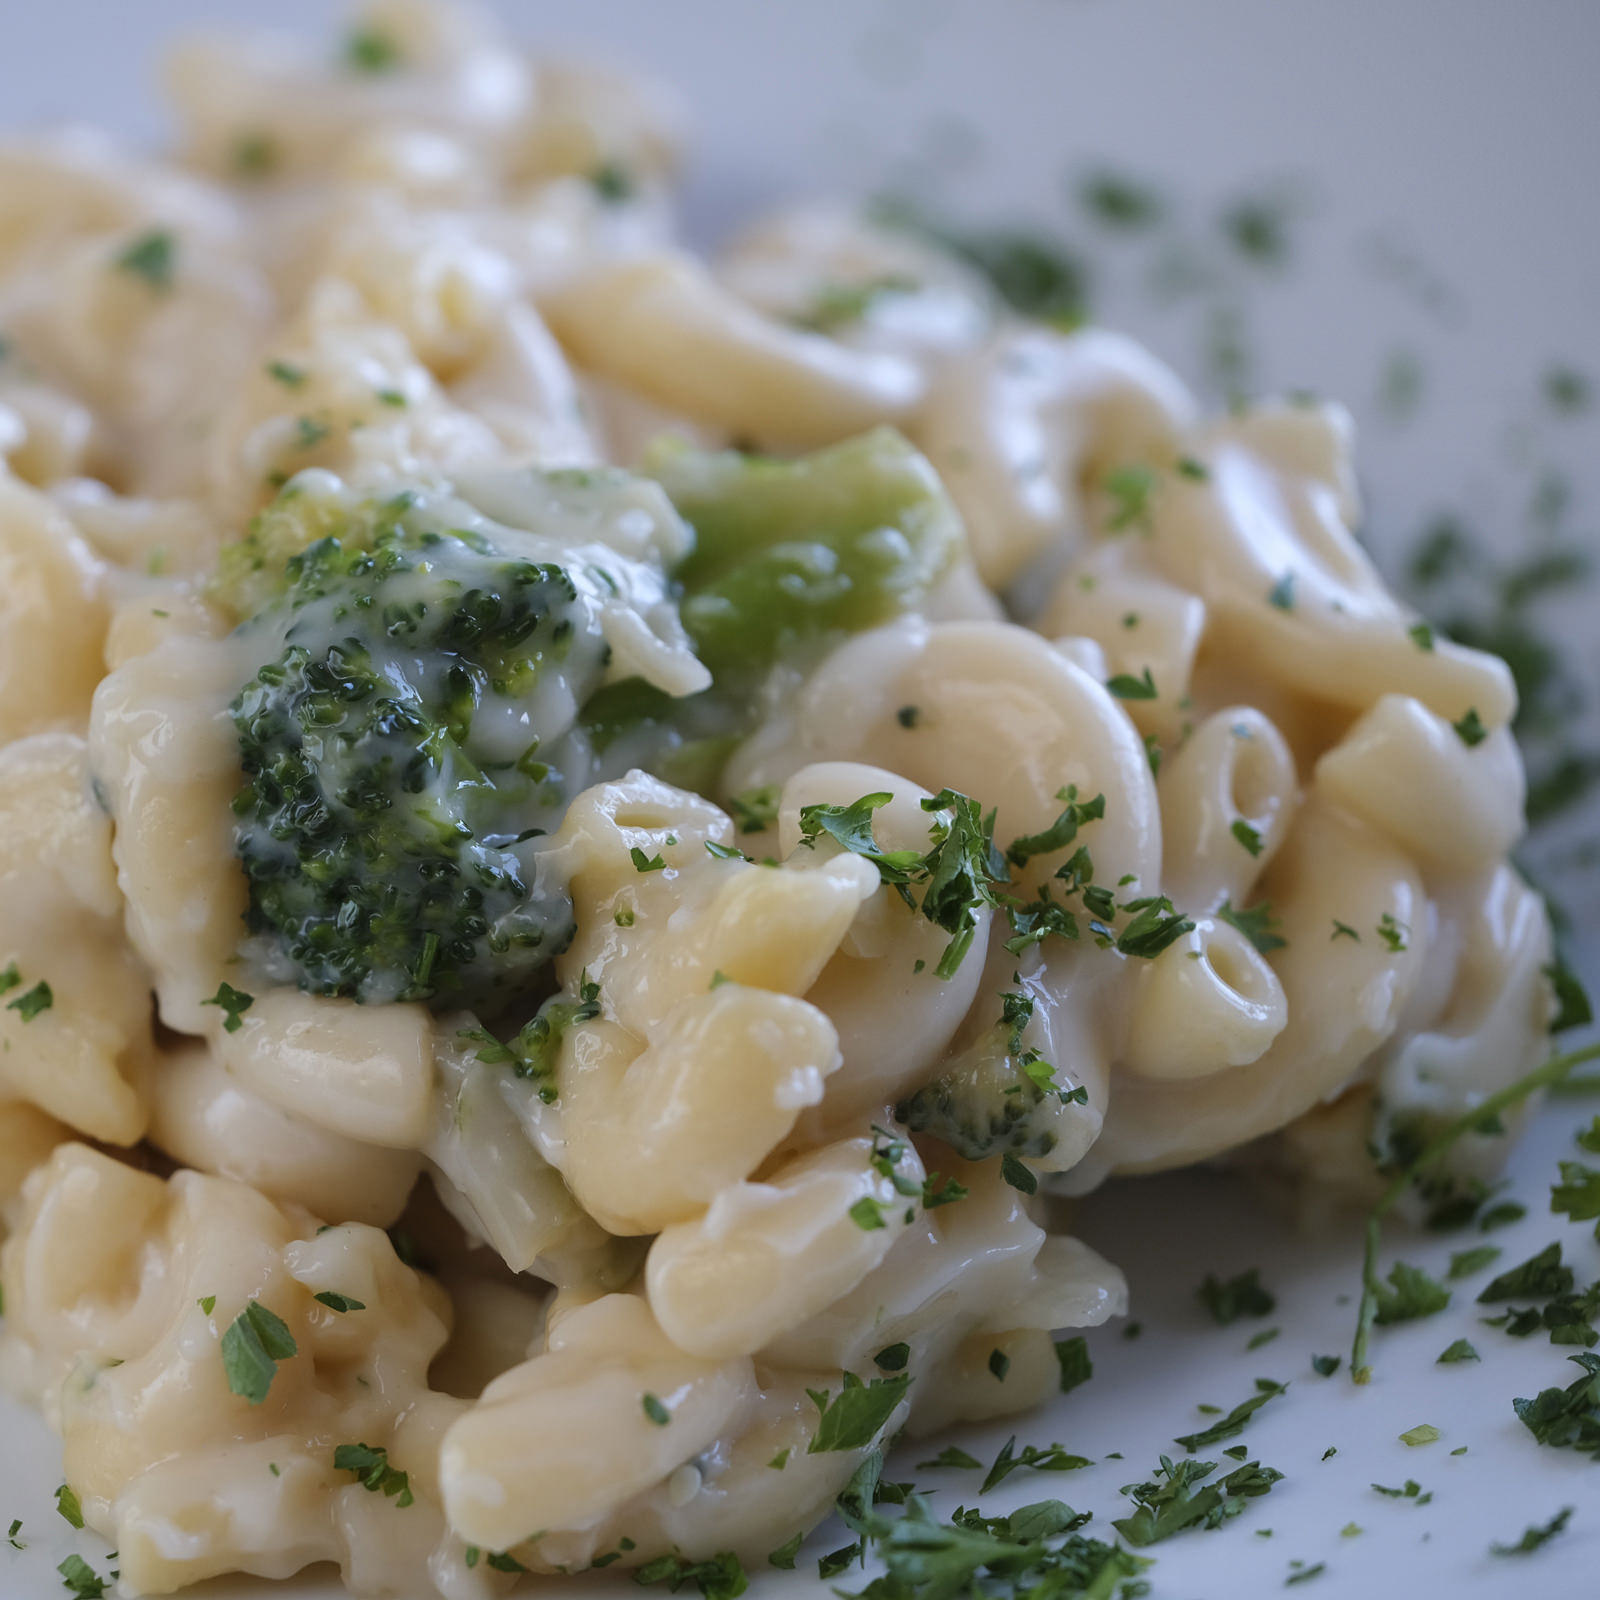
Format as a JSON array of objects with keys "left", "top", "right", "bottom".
[{"left": 0, "top": 2, "right": 1564, "bottom": 1594}]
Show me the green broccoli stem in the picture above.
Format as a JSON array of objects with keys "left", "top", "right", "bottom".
[{"left": 1351, "top": 1037, "right": 1600, "bottom": 1383}]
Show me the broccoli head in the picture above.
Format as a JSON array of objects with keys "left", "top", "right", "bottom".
[
  {"left": 228, "top": 486, "right": 614, "bottom": 1011},
  {"left": 896, "top": 990, "right": 1081, "bottom": 1161}
]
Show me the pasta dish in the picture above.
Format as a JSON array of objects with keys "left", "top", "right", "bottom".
[{"left": 0, "top": 3, "right": 1569, "bottom": 1595}]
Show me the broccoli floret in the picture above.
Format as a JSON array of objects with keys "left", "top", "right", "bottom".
[
  {"left": 645, "top": 426, "right": 964, "bottom": 681},
  {"left": 896, "top": 1025, "right": 1062, "bottom": 1161},
  {"left": 229, "top": 491, "right": 602, "bottom": 1011}
]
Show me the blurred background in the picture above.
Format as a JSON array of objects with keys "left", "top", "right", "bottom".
[{"left": 3, "top": 0, "right": 1597, "bottom": 941}]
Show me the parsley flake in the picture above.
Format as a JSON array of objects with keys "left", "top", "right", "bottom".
[
  {"left": 201, "top": 981, "right": 254, "bottom": 1033},
  {"left": 220, "top": 1300, "right": 298, "bottom": 1405}
]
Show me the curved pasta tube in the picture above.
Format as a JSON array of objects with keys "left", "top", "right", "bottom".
[
  {"left": 88, "top": 626, "right": 251, "bottom": 1033},
  {"left": 1093, "top": 795, "right": 1427, "bottom": 1174},
  {"left": 910, "top": 1327, "right": 1062, "bottom": 1437},
  {"left": 543, "top": 252, "right": 925, "bottom": 450},
  {"left": 766, "top": 1156, "right": 1126, "bottom": 1378},
  {"left": 1150, "top": 401, "right": 1515, "bottom": 727},
  {"left": 0, "top": 471, "right": 110, "bottom": 743},
  {"left": 557, "top": 997, "right": 841, "bottom": 1236},
  {"left": 912, "top": 326, "right": 1197, "bottom": 588},
  {"left": 717, "top": 202, "right": 995, "bottom": 363},
  {"left": 1373, "top": 865, "right": 1553, "bottom": 1157},
  {"left": 514, "top": 57, "right": 686, "bottom": 185},
  {"left": 1037, "top": 553, "right": 1208, "bottom": 743},
  {"left": 215, "top": 989, "right": 435, "bottom": 1150},
  {"left": 1120, "top": 916, "right": 1288, "bottom": 1081},
  {"left": 778, "top": 763, "right": 992, "bottom": 1130},
  {"left": 439, "top": 1292, "right": 756, "bottom": 1550},
  {"left": 165, "top": 0, "right": 531, "bottom": 181},
  {"left": 149, "top": 1040, "right": 422, "bottom": 1227},
  {"left": 645, "top": 1132, "right": 926, "bottom": 1359},
  {"left": 734, "top": 619, "right": 1163, "bottom": 897},
  {"left": 0, "top": 731, "right": 153, "bottom": 1146},
  {"left": 0, "top": 379, "right": 96, "bottom": 486},
  {"left": 1314, "top": 693, "right": 1526, "bottom": 875},
  {"left": 1158, "top": 707, "right": 1298, "bottom": 910}
]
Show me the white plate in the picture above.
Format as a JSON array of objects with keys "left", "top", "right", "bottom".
[{"left": 2, "top": 2, "right": 1598, "bottom": 1596}]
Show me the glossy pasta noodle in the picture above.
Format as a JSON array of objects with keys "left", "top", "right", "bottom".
[{"left": 0, "top": 2, "right": 1558, "bottom": 1594}]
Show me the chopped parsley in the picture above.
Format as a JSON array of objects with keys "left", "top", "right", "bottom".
[
  {"left": 1103, "top": 464, "right": 1157, "bottom": 533},
  {"left": 634, "top": 1550, "right": 747, "bottom": 1599},
  {"left": 6, "top": 980, "right": 52, "bottom": 1021},
  {"left": 1219, "top": 899, "right": 1287, "bottom": 954},
  {"left": 1198, "top": 1267, "right": 1275, "bottom": 1325},
  {"left": 1114, "top": 1454, "right": 1281, "bottom": 1546},
  {"left": 1515, "top": 1353, "right": 1600, "bottom": 1455},
  {"left": 1376, "top": 912, "right": 1408, "bottom": 952},
  {"left": 980, "top": 1436, "right": 1092, "bottom": 1492},
  {"left": 590, "top": 161, "right": 635, "bottom": 203},
  {"left": 728, "top": 785, "right": 780, "bottom": 833},
  {"left": 1055, "top": 1336, "right": 1092, "bottom": 1394},
  {"left": 1230, "top": 819, "right": 1265, "bottom": 856},
  {"left": 220, "top": 1300, "right": 298, "bottom": 1405},
  {"left": 988, "top": 1348, "right": 1011, "bottom": 1381},
  {"left": 1479, "top": 1242, "right": 1573, "bottom": 1303},
  {"left": 1106, "top": 666, "right": 1158, "bottom": 700},
  {"left": 57, "top": 1555, "right": 109, "bottom": 1598},
  {"left": 1451, "top": 706, "right": 1488, "bottom": 746},
  {"left": 1438, "top": 1339, "right": 1480, "bottom": 1364},
  {"left": 1398, "top": 1424, "right": 1439, "bottom": 1447},
  {"left": 344, "top": 26, "right": 402, "bottom": 72},
  {"left": 767, "top": 1533, "right": 802, "bottom": 1570},
  {"left": 806, "top": 1371, "right": 910, "bottom": 1452},
  {"left": 1490, "top": 1505, "right": 1573, "bottom": 1556},
  {"left": 1173, "top": 1379, "right": 1286, "bottom": 1452},
  {"left": 917, "top": 1445, "right": 982, "bottom": 1471},
  {"left": 642, "top": 1393, "right": 671, "bottom": 1426},
  {"left": 1267, "top": 572, "right": 1296, "bottom": 610},
  {"left": 1311, "top": 1354, "right": 1340, "bottom": 1377},
  {"left": 201, "top": 980, "right": 254, "bottom": 1033},
  {"left": 54, "top": 1484, "right": 83, "bottom": 1529},
  {"left": 115, "top": 229, "right": 175, "bottom": 289},
  {"left": 1447, "top": 1245, "right": 1501, "bottom": 1279},
  {"left": 312, "top": 1291, "right": 365, "bottom": 1313},
  {"left": 1000, "top": 1153, "right": 1037, "bottom": 1195},
  {"left": 334, "top": 1442, "right": 413, "bottom": 1507},
  {"left": 266, "top": 359, "right": 307, "bottom": 388}
]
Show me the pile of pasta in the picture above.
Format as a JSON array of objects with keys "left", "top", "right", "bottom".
[{"left": 0, "top": 2, "right": 1555, "bottom": 1595}]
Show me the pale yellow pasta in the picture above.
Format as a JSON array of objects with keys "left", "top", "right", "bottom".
[
  {"left": 0, "top": 731, "right": 153, "bottom": 1146},
  {"left": 1037, "top": 554, "right": 1208, "bottom": 743},
  {"left": 0, "top": 1101, "right": 70, "bottom": 1218},
  {"left": 717, "top": 202, "right": 996, "bottom": 363},
  {"left": 779, "top": 763, "right": 993, "bottom": 1131},
  {"left": 0, "top": 469, "right": 110, "bottom": 742},
  {"left": 1120, "top": 916, "right": 1288, "bottom": 1081},
  {"left": 910, "top": 1326, "right": 1062, "bottom": 1436},
  {"left": 215, "top": 989, "right": 436, "bottom": 1149},
  {"left": 766, "top": 1156, "right": 1126, "bottom": 1381},
  {"left": 513, "top": 58, "right": 686, "bottom": 185},
  {"left": 148, "top": 1041, "right": 423, "bottom": 1227},
  {"left": 1157, "top": 706, "right": 1299, "bottom": 910},
  {"left": 439, "top": 1292, "right": 755, "bottom": 1550},
  {"left": 543, "top": 253, "right": 925, "bottom": 451},
  {"left": 88, "top": 625, "right": 251, "bottom": 1033},
  {"left": 912, "top": 326, "right": 1197, "bottom": 588},
  {"left": 645, "top": 1133, "right": 926, "bottom": 1359},
  {"left": 1314, "top": 692, "right": 1526, "bottom": 875},
  {"left": 0, "top": 378, "right": 97, "bottom": 485},
  {"left": 1091, "top": 795, "right": 1428, "bottom": 1174}
]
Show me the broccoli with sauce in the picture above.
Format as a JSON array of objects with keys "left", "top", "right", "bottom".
[
  {"left": 224, "top": 487, "right": 613, "bottom": 1012},
  {"left": 896, "top": 1022, "right": 1064, "bottom": 1161}
]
